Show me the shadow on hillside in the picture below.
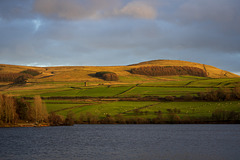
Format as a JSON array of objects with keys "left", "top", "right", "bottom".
[
  {"left": 88, "top": 73, "right": 96, "bottom": 78},
  {"left": 88, "top": 73, "right": 104, "bottom": 80},
  {"left": 39, "top": 75, "right": 54, "bottom": 79}
]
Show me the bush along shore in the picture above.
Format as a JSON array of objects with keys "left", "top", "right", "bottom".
[{"left": 49, "top": 110, "right": 240, "bottom": 125}]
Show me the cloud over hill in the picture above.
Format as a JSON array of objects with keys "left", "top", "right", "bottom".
[{"left": 0, "top": 0, "right": 239, "bottom": 74}]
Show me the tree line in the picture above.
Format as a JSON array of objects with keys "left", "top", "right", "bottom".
[
  {"left": 0, "top": 94, "right": 79, "bottom": 126},
  {"left": 197, "top": 87, "right": 240, "bottom": 101},
  {"left": 54, "top": 108, "right": 240, "bottom": 125},
  {"left": 0, "top": 69, "right": 40, "bottom": 83},
  {"left": 160, "top": 86, "right": 239, "bottom": 102},
  {"left": 130, "top": 66, "right": 207, "bottom": 77},
  {"left": 0, "top": 73, "right": 32, "bottom": 82},
  {"left": 0, "top": 95, "right": 48, "bottom": 125},
  {"left": 20, "top": 69, "right": 41, "bottom": 76}
]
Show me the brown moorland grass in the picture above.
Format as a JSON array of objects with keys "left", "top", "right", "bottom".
[
  {"left": 0, "top": 60, "right": 239, "bottom": 84},
  {"left": 131, "top": 60, "right": 238, "bottom": 78}
]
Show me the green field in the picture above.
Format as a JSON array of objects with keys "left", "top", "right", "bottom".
[
  {"left": 43, "top": 100, "right": 240, "bottom": 122},
  {"left": 55, "top": 101, "right": 157, "bottom": 118},
  {"left": 32, "top": 86, "right": 209, "bottom": 98},
  {"left": 133, "top": 101, "right": 240, "bottom": 118},
  {"left": 40, "top": 86, "right": 134, "bottom": 97},
  {"left": 120, "top": 86, "right": 207, "bottom": 97},
  {"left": 1, "top": 74, "right": 240, "bottom": 124},
  {"left": 1, "top": 61, "right": 240, "bottom": 125},
  {"left": 2, "top": 76, "right": 239, "bottom": 98}
]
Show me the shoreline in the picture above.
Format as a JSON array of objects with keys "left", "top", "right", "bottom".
[
  {"left": 1, "top": 121, "right": 239, "bottom": 128},
  {"left": 0, "top": 123, "right": 50, "bottom": 128}
]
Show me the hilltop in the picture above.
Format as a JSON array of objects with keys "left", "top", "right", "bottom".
[{"left": 131, "top": 60, "right": 238, "bottom": 78}]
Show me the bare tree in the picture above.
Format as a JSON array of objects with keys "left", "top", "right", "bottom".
[
  {"left": 0, "top": 94, "right": 4, "bottom": 122},
  {"left": 0, "top": 94, "right": 17, "bottom": 123},
  {"left": 233, "top": 86, "right": 240, "bottom": 99},
  {"left": 34, "top": 95, "right": 48, "bottom": 123}
]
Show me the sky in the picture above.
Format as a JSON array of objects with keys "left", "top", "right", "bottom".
[{"left": 0, "top": 0, "right": 240, "bottom": 74}]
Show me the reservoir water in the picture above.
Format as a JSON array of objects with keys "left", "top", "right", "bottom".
[{"left": 0, "top": 124, "right": 240, "bottom": 160}]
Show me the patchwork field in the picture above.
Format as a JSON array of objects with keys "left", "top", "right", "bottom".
[
  {"left": 1, "top": 76, "right": 239, "bottom": 97},
  {"left": 0, "top": 60, "right": 240, "bottom": 124},
  {"left": 41, "top": 100, "right": 240, "bottom": 122}
]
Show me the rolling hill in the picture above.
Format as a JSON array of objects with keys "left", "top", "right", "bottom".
[
  {"left": 1, "top": 60, "right": 240, "bottom": 125},
  {"left": 131, "top": 60, "right": 238, "bottom": 78},
  {"left": 0, "top": 60, "right": 239, "bottom": 84}
]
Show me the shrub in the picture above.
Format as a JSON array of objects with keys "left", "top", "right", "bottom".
[
  {"left": 130, "top": 66, "right": 207, "bottom": 77},
  {"left": 199, "top": 88, "right": 234, "bottom": 101},
  {"left": 95, "top": 72, "right": 119, "bottom": 81},
  {"left": 181, "top": 94, "right": 193, "bottom": 101},
  {"left": 85, "top": 112, "right": 98, "bottom": 124},
  {"left": 167, "top": 109, "right": 173, "bottom": 113},
  {"left": 167, "top": 108, "right": 180, "bottom": 114},
  {"left": 16, "top": 98, "right": 30, "bottom": 120},
  {"left": 100, "top": 114, "right": 115, "bottom": 124},
  {"left": 48, "top": 113, "right": 64, "bottom": 126},
  {"left": 167, "top": 113, "right": 181, "bottom": 123},
  {"left": 20, "top": 69, "right": 40, "bottom": 76},
  {"left": 0, "top": 73, "right": 32, "bottom": 82},
  {"left": 0, "top": 69, "right": 40, "bottom": 83},
  {"left": 198, "top": 92, "right": 207, "bottom": 100},
  {"left": 13, "top": 75, "right": 27, "bottom": 84},
  {"left": 64, "top": 111, "right": 76, "bottom": 126},
  {"left": 115, "top": 115, "right": 126, "bottom": 124},
  {"left": 133, "top": 109, "right": 140, "bottom": 115},
  {"left": 95, "top": 72, "right": 110, "bottom": 77},
  {"left": 103, "top": 73, "right": 119, "bottom": 81},
  {"left": 212, "top": 109, "right": 240, "bottom": 121},
  {"left": 165, "top": 96, "right": 175, "bottom": 101},
  {"left": 173, "top": 108, "right": 181, "bottom": 114},
  {"left": 233, "top": 86, "right": 240, "bottom": 99}
]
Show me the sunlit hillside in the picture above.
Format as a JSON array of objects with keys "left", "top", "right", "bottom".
[
  {"left": 0, "top": 60, "right": 238, "bottom": 85},
  {"left": 131, "top": 60, "right": 238, "bottom": 78}
]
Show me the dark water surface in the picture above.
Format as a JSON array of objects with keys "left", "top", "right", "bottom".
[{"left": 0, "top": 124, "right": 240, "bottom": 160}]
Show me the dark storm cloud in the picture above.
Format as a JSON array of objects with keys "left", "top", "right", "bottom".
[
  {"left": 0, "top": 0, "right": 240, "bottom": 74},
  {"left": 175, "top": 0, "right": 240, "bottom": 30}
]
